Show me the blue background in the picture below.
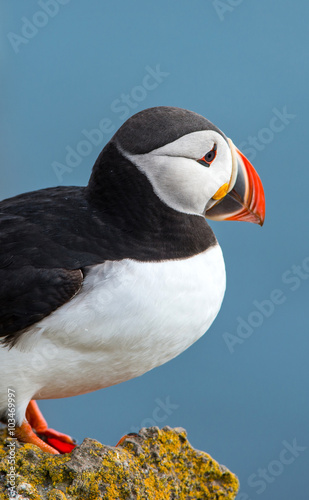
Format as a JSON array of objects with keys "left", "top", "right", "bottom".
[{"left": 1, "top": 1, "right": 308, "bottom": 498}]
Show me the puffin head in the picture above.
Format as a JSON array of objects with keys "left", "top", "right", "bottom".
[{"left": 100, "top": 106, "right": 265, "bottom": 225}]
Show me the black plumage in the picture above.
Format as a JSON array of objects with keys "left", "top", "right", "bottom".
[{"left": 115, "top": 106, "right": 228, "bottom": 154}]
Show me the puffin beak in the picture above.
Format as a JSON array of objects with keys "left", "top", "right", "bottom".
[{"left": 205, "top": 139, "right": 265, "bottom": 226}]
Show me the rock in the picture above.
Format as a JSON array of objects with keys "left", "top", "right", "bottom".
[{"left": 0, "top": 426, "right": 239, "bottom": 499}]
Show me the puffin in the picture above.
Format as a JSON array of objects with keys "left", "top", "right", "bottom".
[{"left": 0, "top": 107, "right": 265, "bottom": 454}]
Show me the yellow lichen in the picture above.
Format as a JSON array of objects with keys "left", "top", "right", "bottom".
[
  {"left": 0, "top": 427, "right": 239, "bottom": 499},
  {"left": 47, "top": 490, "right": 68, "bottom": 500}
]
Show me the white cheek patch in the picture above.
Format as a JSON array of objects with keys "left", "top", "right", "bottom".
[
  {"left": 140, "top": 156, "right": 217, "bottom": 214},
  {"left": 120, "top": 130, "right": 232, "bottom": 216}
]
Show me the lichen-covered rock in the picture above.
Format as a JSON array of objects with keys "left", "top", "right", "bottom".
[{"left": 0, "top": 426, "right": 239, "bottom": 499}]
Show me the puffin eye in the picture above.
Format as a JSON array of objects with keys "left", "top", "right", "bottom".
[{"left": 197, "top": 144, "right": 217, "bottom": 167}]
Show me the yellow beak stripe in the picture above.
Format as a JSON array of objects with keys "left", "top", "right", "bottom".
[{"left": 212, "top": 183, "right": 229, "bottom": 200}]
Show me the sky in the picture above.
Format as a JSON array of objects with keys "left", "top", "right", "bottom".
[{"left": 1, "top": 1, "right": 309, "bottom": 498}]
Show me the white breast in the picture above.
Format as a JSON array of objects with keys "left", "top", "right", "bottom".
[{"left": 0, "top": 245, "right": 226, "bottom": 409}]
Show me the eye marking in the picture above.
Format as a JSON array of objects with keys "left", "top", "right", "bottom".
[{"left": 197, "top": 143, "right": 217, "bottom": 167}]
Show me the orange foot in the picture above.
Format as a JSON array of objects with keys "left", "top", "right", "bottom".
[
  {"left": 115, "top": 433, "right": 139, "bottom": 447},
  {"left": 15, "top": 400, "right": 76, "bottom": 454},
  {"left": 15, "top": 420, "right": 60, "bottom": 455}
]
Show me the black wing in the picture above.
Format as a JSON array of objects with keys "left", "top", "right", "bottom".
[
  {"left": 0, "top": 183, "right": 135, "bottom": 347},
  {"left": 0, "top": 212, "right": 83, "bottom": 346}
]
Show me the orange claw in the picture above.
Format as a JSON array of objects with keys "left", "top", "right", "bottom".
[
  {"left": 15, "top": 420, "right": 59, "bottom": 455},
  {"left": 22, "top": 400, "right": 76, "bottom": 454},
  {"left": 115, "top": 433, "right": 139, "bottom": 447}
]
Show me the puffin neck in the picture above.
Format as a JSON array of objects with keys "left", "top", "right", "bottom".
[{"left": 86, "top": 141, "right": 217, "bottom": 257}]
